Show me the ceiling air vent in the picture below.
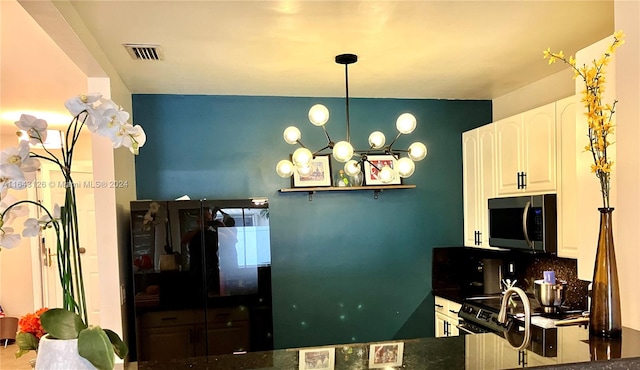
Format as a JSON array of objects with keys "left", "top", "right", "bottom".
[{"left": 124, "top": 44, "right": 164, "bottom": 61}]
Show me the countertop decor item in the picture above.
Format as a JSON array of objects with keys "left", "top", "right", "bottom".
[
  {"left": 534, "top": 279, "right": 567, "bottom": 313},
  {"left": 275, "top": 54, "right": 428, "bottom": 185},
  {"left": 544, "top": 32, "right": 624, "bottom": 338},
  {"left": 0, "top": 94, "right": 145, "bottom": 368}
]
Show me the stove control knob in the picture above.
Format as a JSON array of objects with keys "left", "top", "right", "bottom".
[{"left": 463, "top": 306, "right": 474, "bottom": 314}]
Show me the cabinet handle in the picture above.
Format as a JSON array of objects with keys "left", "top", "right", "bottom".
[
  {"left": 449, "top": 309, "right": 459, "bottom": 315},
  {"left": 444, "top": 321, "right": 449, "bottom": 336},
  {"left": 477, "top": 232, "right": 481, "bottom": 246},
  {"left": 517, "top": 172, "right": 522, "bottom": 189},
  {"left": 435, "top": 304, "right": 444, "bottom": 308},
  {"left": 522, "top": 172, "right": 527, "bottom": 188},
  {"left": 518, "top": 350, "right": 527, "bottom": 366}
]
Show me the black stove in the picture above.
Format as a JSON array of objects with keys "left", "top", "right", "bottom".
[{"left": 457, "top": 293, "right": 582, "bottom": 357}]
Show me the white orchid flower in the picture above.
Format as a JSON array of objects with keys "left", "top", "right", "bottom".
[
  {"left": 95, "top": 105, "right": 130, "bottom": 133},
  {"left": 103, "top": 124, "right": 146, "bottom": 155},
  {"left": 64, "top": 93, "right": 102, "bottom": 117},
  {"left": 0, "top": 226, "right": 21, "bottom": 249},
  {"left": 22, "top": 218, "right": 40, "bottom": 237},
  {"left": 1, "top": 141, "right": 41, "bottom": 174},
  {"left": 14, "top": 114, "right": 48, "bottom": 145},
  {"left": 0, "top": 194, "right": 29, "bottom": 225},
  {"left": 0, "top": 164, "right": 27, "bottom": 193},
  {"left": 39, "top": 203, "right": 61, "bottom": 224},
  {"left": 89, "top": 99, "right": 127, "bottom": 133}
]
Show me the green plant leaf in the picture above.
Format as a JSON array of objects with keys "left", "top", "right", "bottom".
[
  {"left": 15, "top": 332, "right": 38, "bottom": 358},
  {"left": 40, "top": 308, "right": 87, "bottom": 339},
  {"left": 78, "top": 326, "right": 115, "bottom": 370},
  {"left": 103, "top": 329, "right": 128, "bottom": 359}
]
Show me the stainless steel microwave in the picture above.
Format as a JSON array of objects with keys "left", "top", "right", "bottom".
[{"left": 487, "top": 194, "right": 557, "bottom": 253}]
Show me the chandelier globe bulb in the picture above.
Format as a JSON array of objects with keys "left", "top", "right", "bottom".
[
  {"left": 276, "top": 160, "right": 295, "bottom": 178},
  {"left": 283, "top": 126, "right": 301, "bottom": 144},
  {"left": 297, "top": 164, "right": 312, "bottom": 177},
  {"left": 344, "top": 160, "right": 361, "bottom": 176},
  {"left": 368, "top": 131, "right": 386, "bottom": 149},
  {"left": 309, "top": 104, "right": 330, "bottom": 126},
  {"left": 378, "top": 165, "right": 395, "bottom": 183},
  {"left": 333, "top": 141, "right": 354, "bottom": 163},
  {"left": 397, "top": 157, "right": 416, "bottom": 178},
  {"left": 408, "top": 142, "right": 428, "bottom": 161},
  {"left": 396, "top": 113, "right": 417, "bottom": 134},
  {"left": 292, "top": 147, "right": 313, "bottom": 166}
]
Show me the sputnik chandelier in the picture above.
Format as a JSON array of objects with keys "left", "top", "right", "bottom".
[{"left": 275, "top": 53, "right": 427, "bottom": 184}]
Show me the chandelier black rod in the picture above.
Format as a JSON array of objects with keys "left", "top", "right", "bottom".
[
  {"left": 344, "top": 62, "right": 351, "bottom": 143},
  {"left": 387, "top": 132, "right": 403, "bottom": 149}
]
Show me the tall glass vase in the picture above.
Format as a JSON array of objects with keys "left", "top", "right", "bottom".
[{"left": 589, "top": 207, "right": 622, "bottom": 338}]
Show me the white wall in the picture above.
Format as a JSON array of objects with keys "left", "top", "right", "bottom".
[
  {"left": 11, "top": 0, "right": 139, "bottom": 351},
  {"left": 613, "top": 0, "right": 640, "bottom": 332},
  {"left": 0, "top": 0, "right": 87, "bottom": 318},
  {"left": 492, "top": 68, "right": 575, "bottom": 121}
]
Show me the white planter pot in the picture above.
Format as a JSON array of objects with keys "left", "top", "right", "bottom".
[{"left": 35, "top": 334, "right": 95, "bottom": 370}]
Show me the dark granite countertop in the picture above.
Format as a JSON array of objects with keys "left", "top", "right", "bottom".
[{"left": 133, "top": 326, "right": 640, "bottom": 369}]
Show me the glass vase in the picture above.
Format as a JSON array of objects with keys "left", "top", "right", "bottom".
[{"left": 589, "top": 207, "right": 622, "bottom": 338}]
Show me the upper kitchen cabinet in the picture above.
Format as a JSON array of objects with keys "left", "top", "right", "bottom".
[
  {"left": 496, "top": 102, "right": 557, "bottom": 195},
  {"left": 463, "top": 124, "right": 496, "bottom": 248},
  {"left": 555, "top": 95, "right": 579, "bottom": 259}
]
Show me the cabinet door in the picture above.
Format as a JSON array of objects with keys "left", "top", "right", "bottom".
[
  {"left": 139, "top": 326, "right": 194, "bottom": 361},
  {"left": 463, "top": 125, "right": 496, "bottom": 248},
  {"left": 496, "top": 340, "right": 521, "bottom": 368},
  {"left": 463, "top": 130, "right": 480, "bottom": 247},
  {"left": 527, "top": 350, "right": 558, "bottom": 367},
  {"left": 447, "top": 316, "right": 459, "bottom": 337},
  {"left": 557, "top": 326, "right": 591, "bottom": 363},
  {"left": 435, "top": 313, "right": 448, "bottom": 338},
  {"left": 477, "top": 125, "right": 496, "bottom": 246},
  {"left": 496, "top": 114, "right": 524, "bottom": 195},
  {"left": 523, "top": 102, "right": 557, "bottom": 192},
  {"left": 556, "top": 96, "right": 579, "bottom": 259}
]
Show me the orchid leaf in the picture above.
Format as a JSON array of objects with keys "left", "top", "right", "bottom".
[
  {"left": 78, "top": 326, "right": 115, "bottom": 370},
  {"left": 40, "top": 308, "right": 87, "bottom": 339},
  {"left": 104, "top": 328, "right": 129, "bottom": 359}
]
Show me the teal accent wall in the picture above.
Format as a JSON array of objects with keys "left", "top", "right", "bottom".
[{"left": 132, "top": 94, "right": 491, "bottom": 349}]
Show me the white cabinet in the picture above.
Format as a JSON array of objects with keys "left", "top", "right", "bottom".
[
  {"left": 463, "top": 124, "right": 496, "bottom": 248},
  {"left": 465, "top": 333, "right": 558, "bottom": 369},
  {"left": 434, "top": 296, "right": 461, "bottom": 338},
  {"left": 555, "top": 95, "right": 579, "bottom": 259},
  {"left": 496, "top": 102, "right": 557, "bottom": 195},
  {"left": 557, "top": 325, "right": 591, "bottom": 363}
]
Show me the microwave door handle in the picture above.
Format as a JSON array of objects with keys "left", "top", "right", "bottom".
[{"left": 522, "top": 201, "right": 534, "bottom": 250}]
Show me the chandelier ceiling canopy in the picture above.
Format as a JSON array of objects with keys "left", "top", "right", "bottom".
[{"left": 276, "top": 54, "right": 427, "bottom": 184}]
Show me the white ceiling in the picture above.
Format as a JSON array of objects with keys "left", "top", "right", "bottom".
[{"left": 1, "top": 0, "right": 614, "bottom": 133}]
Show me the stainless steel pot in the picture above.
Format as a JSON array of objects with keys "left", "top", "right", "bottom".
[{"left": 534, "top": 279, "right": 567, "bottom": 313}]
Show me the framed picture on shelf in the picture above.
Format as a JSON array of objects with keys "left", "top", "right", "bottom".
[
  {"left": 292, "top": 154, "right": 332, "bottom": 187},
  {"left": 363, "top": 154, "right": 401, "bottom": 185},
  {"left": 368, "top": 342, "right": 404, "bottom": 368},
  {"left": 299, "top": 347, "right": 335, "bottom": 370}
]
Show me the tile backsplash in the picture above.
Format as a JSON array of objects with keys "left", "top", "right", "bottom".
[{"left": 432, "top": 247, "right": 590, "bottom": 311}]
